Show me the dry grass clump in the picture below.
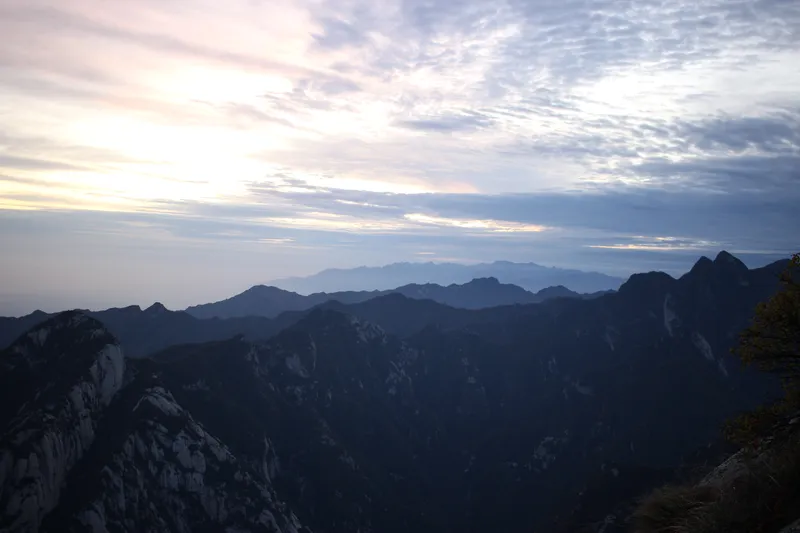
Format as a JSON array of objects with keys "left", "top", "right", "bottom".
[
  {"left": 631, "top": 435, "right": 800, "bottom": 533},
  {"left": 631, "top": 484, "right": 718, "bottom": 532}
]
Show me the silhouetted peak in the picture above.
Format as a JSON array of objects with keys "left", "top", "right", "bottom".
[
  {"left": 678, "top": 252, "right": 762, "bottom": 295},
  {"left": 684, "top": 251, "right": 750, "bottom": 284},
  {"left": 694, "top": 255, "right": 714, "bottom": 268},
  {"left": 243, "top": 284, "right": 285, "bottom": 295},
  {"left": 687, "top": 256, "right": 715, "bottom": 277},
  {"left": 144, "top": 302, "right": 168, "bottom": 314},
  {"left": 714, "top": 250, "right": 735, "bottom": 263},
  {"left": 713, "top": 250, "right": 748, "bottom": 274},
  {"left": 618, "top": 271, "right": 676, "bottom": 296}
]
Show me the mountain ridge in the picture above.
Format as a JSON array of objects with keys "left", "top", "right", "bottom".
[
  {"left": 185, "top": 277, "right": 609, "bottom": 320},
  {"left": 0, "top": 250, "right": 792, "bottom": 532},
  {"left": 0, "top": 307, "right": 281, "bottom": 358},
  {"left": 0, "top": 252, "right": 790, "bottom": 360}
]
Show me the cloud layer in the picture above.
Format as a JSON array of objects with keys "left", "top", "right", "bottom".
[{"left": 0, "top": 0, "right": 798, "bottom": 311}]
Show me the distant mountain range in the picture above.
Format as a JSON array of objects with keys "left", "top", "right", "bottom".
[
  {"left": 0, "top": 280, "right": 607, "bottom": 356},
  {"left": 0, "top": 251, "right": 789, "bottom": 532},
  {"left": 269, "top": 260, "right": 625, "bottom": 294},
  {"left": 0, "top": 253, "right": 784, "bottom": 361},
  {"left": 186, "top": 277, "right": 610, "bottom": 319}
]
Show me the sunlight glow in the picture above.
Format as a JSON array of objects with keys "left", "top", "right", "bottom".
[
  {"left": 258, "top": 215, "right": 407, "bottom": 232},
  {"left": 164, "top": 66, "right": 294, "bottom": 104},
  {"left": 260, "top": 174, "right": 435, "bottom": 195},
  {"left": 405, "top": 213, "right": 551, "bottom": 233},
  {"left": 0, "top": 0, "right": 796, "bottom": 271}
]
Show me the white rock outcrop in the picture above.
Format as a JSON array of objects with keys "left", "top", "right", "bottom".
[{"left": 0, "top": 343, "right": 125, "bottom": 532}]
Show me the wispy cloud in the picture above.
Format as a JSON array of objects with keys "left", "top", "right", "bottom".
[
  {"left": 0, "top": 0, "right": 798, "bottom": 310},
  {"left": 403, "top": 213, "right": 550, "bottom": 233}
]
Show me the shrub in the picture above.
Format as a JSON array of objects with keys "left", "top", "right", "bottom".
[
  {"left": 735, "top": 253, "right": 800, "bottom": 401},
  {"left": 631, "top": 434, "right": 800, "bottom": 533},
  {"left": 633, "top": 253, "right": 800, "bottom": 533},
  {"left": 631, "top": 484, "right": 717, "bottom": 533},
  {"left": 722, "top": 401, "right": 789, "bottom": 448}
]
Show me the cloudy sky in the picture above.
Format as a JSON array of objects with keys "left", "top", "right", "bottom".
[{"left": 0, "top": 0, "right": 798, "bottom": 313}]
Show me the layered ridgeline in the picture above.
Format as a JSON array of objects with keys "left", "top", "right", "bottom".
[
  {"left": 0, "top": 251, "right": 789, "bottom": 532},
  {"left": 0, "top": 279, "right": 605, "bottom": 356},
  {"left": 185, "top": 277, "right": 609, "bottom": 320},
  {"left": 269, "top": 259, "right": 624, "bottom": 294}
]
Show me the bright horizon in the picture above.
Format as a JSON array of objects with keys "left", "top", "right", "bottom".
[
  {"left": 0, "top": 251, "right": 788, "bottom": 316},
  {"left": 1, "top": 0, "right": 798, "bottom": 313}
]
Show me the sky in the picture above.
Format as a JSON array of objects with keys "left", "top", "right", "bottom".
[{"left": 0, "top": 0, "right": 798, "bottom": 314}]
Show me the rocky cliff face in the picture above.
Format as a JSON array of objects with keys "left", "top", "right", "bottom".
[
  {"left": 0, "top": 314, "right": 309, "bottom": 533},
  {"left": 43, "top": 385, "right": 307, "bottom": 533},
  {"left": 0, "top": 312, "right": 125, "bottom": 532}
]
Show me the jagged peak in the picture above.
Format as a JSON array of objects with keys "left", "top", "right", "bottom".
[
  {"left": 682, "top": 251, "right": 749, "bottom": 283},
  {"left": 713, "top": 250, "right": 748, "bottom": 273},
  {"left": 691, "top": 255, "right": 713, "bottom": 269},
  {"left": 684, "top": 255, "right": 715, "bottom": 279}
]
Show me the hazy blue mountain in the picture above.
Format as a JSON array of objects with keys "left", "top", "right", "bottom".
[
  {"left": 185, "top": 285, "right": 314, "bottom": 319},
  {"left": 185, "top": 277, "right": 604, "bottom": 319},
  {"left": 269, "top": 260, "right": 625, "bottom": 294}
]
